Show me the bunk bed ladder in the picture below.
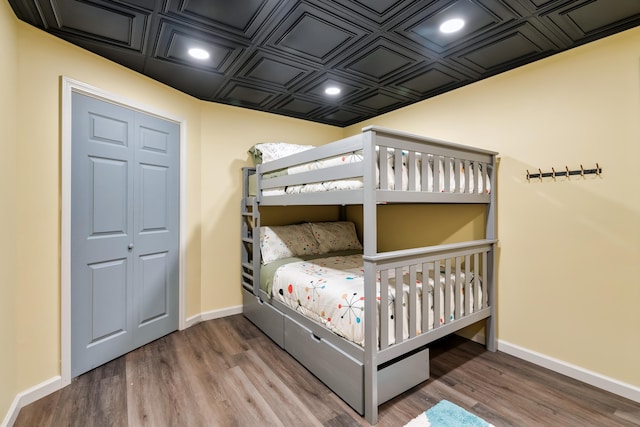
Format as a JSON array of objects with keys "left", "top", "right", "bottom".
[{"left": 241, "top": 167, "right": 260, "bottom": 295}]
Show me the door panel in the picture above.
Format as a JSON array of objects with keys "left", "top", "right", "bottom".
[
  {"left": 133, "top": 112, "right": 179, "bottom": 347},
  {"left": 72, "top": 92, "right": 178, "bottom": 377},
  {"left": 72, "top": 93, "right": 134, "bottom": 377},
  {"left": 140, "top": 252, "right": 169, "bottom": 324},
  {"left": 140, "top": 164, "right": 168, "bottom": 231},
  {"left": 89, "top": 259, "right": 128, "bottom": 342},
  {"left": 90, "top": 157, "right": 128, "bottom": 235}
]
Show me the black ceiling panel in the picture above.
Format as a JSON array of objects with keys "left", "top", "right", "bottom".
[
  {"left": 451, "top": 21, "right": 560, "bottom": 73},
  {"left": 393, "top": 63, "right": 473, "bottom": 96},
  {"left": 8, "top": 0, "right": 640, "bottom": 127},
  {"left": 543, "top": 0, "right": 640, "bottom": 41},
  {"left": 239, "top": 51, "right": 311, "bottom": 88},
  {"left": 143, "top": 56, "right": 226, "bottom": 99},
  {"left": 395, "top": 0, "right": 520, "bottom": 54},
  {"left": 151, "top": 19, "right": 249, "bottom": 73},
  {"left": 338, "top": 37, "right": 427, "bottom": 82}
]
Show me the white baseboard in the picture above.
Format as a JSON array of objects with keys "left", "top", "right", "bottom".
[
  {"left": 1, "top": 376, "right": 63, "bottom": 427},
  {"left": 184, "top": 305, "right": 243, "bottom": 329},
  {"left": 498, "top": 340, "right": 640, "bottom": 403}
]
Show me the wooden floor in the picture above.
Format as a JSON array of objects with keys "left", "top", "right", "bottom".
[{"left": 15, "top": 315, "right": 640, "bottom": 427}]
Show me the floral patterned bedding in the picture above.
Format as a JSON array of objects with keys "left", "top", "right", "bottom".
[{"left": 270, "top": 253, "right": 481, "bottom": 347}]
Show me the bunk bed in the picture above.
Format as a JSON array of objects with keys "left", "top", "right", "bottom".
[{"left": 241, "top": 126, "right": 497, "bottom": 425}]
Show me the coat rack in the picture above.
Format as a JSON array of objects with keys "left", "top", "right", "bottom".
[{"left": 526, "top": 164, "right": 602, "bottom": 182}]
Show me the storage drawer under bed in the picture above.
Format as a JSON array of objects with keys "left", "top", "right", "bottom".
[
  {"left": 284, "top": 316, "right": 364, "bottom": 412},
  {"left": 283, "top": 316, "right": 430, "bottom": 414},
  {"left": 242, "top": 288, "right": 284, "bottom": 348},
  {"left": 378, "top": 346, "right": 430, "bottom": 404}
]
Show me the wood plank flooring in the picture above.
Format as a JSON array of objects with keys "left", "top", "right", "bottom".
[{"left": 14, "top": 314, "right": 640, "bottom": 426}]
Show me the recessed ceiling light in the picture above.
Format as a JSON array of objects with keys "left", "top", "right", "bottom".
[
  {"left": 439, "top": 18, "right": 465, "bottom": 34},
  {"left": 325, "top": 86, "right": 341, "bottom": 95},
  {"left": 188, "top": 48, "right": 210, "bottom": 60}
]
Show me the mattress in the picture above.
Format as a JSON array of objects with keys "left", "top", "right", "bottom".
[
  {"left": 265, "top": 253, "right": 482, "bottom": 347},
  {"left": 249, "top": 149, "right": 491, "bottom": 197}
]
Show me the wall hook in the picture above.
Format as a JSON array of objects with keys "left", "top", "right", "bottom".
[{"left": 526, "top": 164, "right": 602, "bottom": 181}]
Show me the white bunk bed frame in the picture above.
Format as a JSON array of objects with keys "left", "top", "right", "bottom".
[{"left": 241, "top": 126, "right": 497, "bottom": 424}]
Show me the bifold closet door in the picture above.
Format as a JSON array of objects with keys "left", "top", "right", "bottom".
[{"left": 71, "top": 93, "right": 179, "bottom": 377}]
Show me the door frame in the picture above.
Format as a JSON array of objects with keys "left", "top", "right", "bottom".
[{"left": 60, "top": 77, "right": 187, "bottom": 385}]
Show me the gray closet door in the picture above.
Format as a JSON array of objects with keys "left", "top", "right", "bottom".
[{"left": 71, "top": 92, "right": 179, "bottom": 377}]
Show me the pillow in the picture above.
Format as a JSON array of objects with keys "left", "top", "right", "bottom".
[
  {"left": 311, "top": 221, "right": 363, "bottom": 253},
  {"left": 248, "top": 142, "right": 314, "bottom": 165},
  {"left": 259, "top": 223, "right": 320, "bottom": 264}
]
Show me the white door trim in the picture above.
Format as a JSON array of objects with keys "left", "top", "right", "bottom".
[{"left": 60, "top": 76, "right": 187, "bottom": 386}]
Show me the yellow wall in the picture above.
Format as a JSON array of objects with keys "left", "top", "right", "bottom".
[
  {"left": 0, "top": 0, "right": 18, "bottom": 419},
  {"left": 346, "top": 27, "right": 640, "bottom": 387},
  {"left": 199, "top": 103, "right": 342, "bottom": 310}
]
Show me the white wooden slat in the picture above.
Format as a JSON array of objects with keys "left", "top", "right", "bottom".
[
  {"left": 394, "top": 268, "right": 403, "bottom": 344},
  {"left": 433, "top": 260, "right": 441, "bottom": 329},
  {"left": 454, "top": 158, "right": 461, "bottom": 193},
  {"left": 421, "top": 262, "right": 431, "bottom": 332},
  {"left": 421, "top": 154, "right": 429, "bottom": 193},
  {"left": 394, "top": 148, "right": 402, "bottom": 191},
  {"left": 455, "top": 256, "right": 461, "bottom": 319},
  {"left": 464, "top": 255, "right": 471, "bottom": 315},
  {"left": 464, "top": 160, "right": 471, "bottom": 194},
  {"left": 379, "top": 147, "right": 389, "bottom": 190},
  {"left": 409, "top": 265, "right": 417, "bottom": 338},
  {"left": 444, "top": 258, "right": 451, "bottom": 324},
  {"left": 408, "top": 151, "right": 417, "bottom": 191},
  {"left": 443, "top": 157, "right": 451, "bottom": 193},
  {"left": 433, "top": 156, "right": 441, "bottom": 194},
  {"left": 380, "top": 270, "right": 389, "bottom": 350},
  {"left": 474, "top": 253, "right": 480, "bottom": 311}
]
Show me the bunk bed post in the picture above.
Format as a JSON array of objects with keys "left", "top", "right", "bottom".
[
  {"left": 485, "top": 154, "right": 497, "bottom": 352},
  {"left": 362, "top": 128, "right": 379, "bottom": 425}
]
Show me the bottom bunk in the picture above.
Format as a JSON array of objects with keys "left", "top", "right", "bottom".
[{"left": 241, "top": 224, "right": 496, "bottom": 424}]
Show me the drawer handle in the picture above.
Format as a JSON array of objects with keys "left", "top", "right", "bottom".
[{"left": 311, "top": 332, "right": 322, "bottom": 343}]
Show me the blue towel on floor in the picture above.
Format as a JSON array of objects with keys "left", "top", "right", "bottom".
[{"left": 405, "top": 400, "right": 493, "bottom": 427}]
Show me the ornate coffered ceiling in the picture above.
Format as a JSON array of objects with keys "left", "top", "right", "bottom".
[{"left": 9, "top": 0, "right": 640, "bottom": 126}]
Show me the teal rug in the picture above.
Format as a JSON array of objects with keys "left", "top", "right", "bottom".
[{"left": 404, "top": 400, "right": 494, "bottom": 427}]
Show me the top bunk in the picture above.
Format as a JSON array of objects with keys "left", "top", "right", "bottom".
[{"left": 246, "top": 126, "right": 497, "bottom": 206}]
